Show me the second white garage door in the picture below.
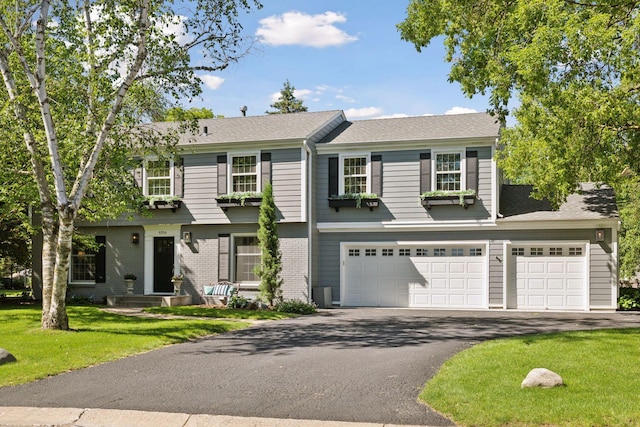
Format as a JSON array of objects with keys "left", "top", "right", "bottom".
[
  {"left": 342, "top": 244, "right": 487, "bottom": 308},
  {"left": 507, "top": 244, "right": 587, "bottom": 310}
]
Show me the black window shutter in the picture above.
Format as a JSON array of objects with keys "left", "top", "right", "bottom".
[
  {"left": 466, "top": 150, "right": 478, "bottom": 193},
  {"left": 420, "top": 152, "right": 431, "bottom": 194},
  {"left": 218, "top": 234, "right": 230, "bottom": 282},
  {"left": 328, "top": 157, "right": 339, "bottom": 197},
  {"left": 261, "top": 152, "right": 271, "bottom": 190},
  {"left": 133, "top": 159, "right": 143, "bottom": 188},
  {"left": 217, "top": 155, "right": 227, "bottom": 196},
  {"left": 95, "top": 236, "right": 106, "bottom": 283},
  {"left": 370, "top": 154, "right": 382, "bottom": 196},
  {"left": 173, "top": 158, "right": 184, "bottom": 198}
]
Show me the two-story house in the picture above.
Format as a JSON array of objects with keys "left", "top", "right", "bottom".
[{"left": 33, "top": 110, "right": 619, "bottom": 311}]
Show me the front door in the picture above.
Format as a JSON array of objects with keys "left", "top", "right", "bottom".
[{"left": 154, "top": 237, "right": 174, "bottom": 293}]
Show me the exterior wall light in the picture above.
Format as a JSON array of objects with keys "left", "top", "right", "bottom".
[
  {"left": 183, "top": 231, "right": 192, "bottom": 244},
  {"left": 595, "top": 229, "right": 605, "bottom": 242},
  {"left": 131, "top": 233, "right": 140, "bottom": 244}
]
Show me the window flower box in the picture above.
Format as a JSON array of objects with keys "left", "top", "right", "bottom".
[
  {"left": 328, "top": 194, "right": 379, "bottom": 212},
  {"left": 143, "top": 197, "right": 182, "bottom": 212},
  {"left": 215, "top": 192, "right": 263, "bottom": 211},
  {"left": 420, "top": 191, "right": 476, "bottom": 209}
]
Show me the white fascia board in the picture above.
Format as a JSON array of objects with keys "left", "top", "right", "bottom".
[
  {"left": 317, "top": 220, "right": 498, "bottom": 233},
  {"left": 315, "top": 136, "right": 497, "bottom": 154},
  {"left": 178, "top": 139, "right": 304, "bottom": 154}
]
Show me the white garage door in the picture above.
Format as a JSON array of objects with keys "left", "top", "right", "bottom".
[
  {"left": 343, "top": 244, "right": 487, "bottom": 308},
  {"left": 509, "top": 245, "right": 587, "bottom": 310}
]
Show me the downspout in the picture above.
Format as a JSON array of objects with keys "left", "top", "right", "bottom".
[{"left": 303, "top": 140, "right": 313, "bottom": 303}]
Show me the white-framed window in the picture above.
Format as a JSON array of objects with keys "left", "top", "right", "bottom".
[
  {"left": 144, "top": 159, "right": 173, "bottom": 196},
  {"left": 451, "top": 248, "right": 464, "bottom": 256},
  {"left": 550, "top": 247, "right": 563, "bottom": 256},
  {"left": 340, "top": 153, "right": 370, "bottom": 194},
  {"left": 229, "top": 153, "right": 259, "bottom": 193},
  {"left": 71, "top": 248, "right": 96, "bottom": 282},
  {"left": 432, "top": 149, "right": 465, "bottom": 192},
  {"left": 234, "top": 235, "right": 260, "bottom": 283},
  {"left": 416, "top": 248, "right": 428, "bottom": 256}
]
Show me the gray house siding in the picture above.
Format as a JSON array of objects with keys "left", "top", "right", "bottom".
[
  {"left": 67, "top": 226, "right": 145, "bottom": 301},
  {"left": 317, "top": 227, "right": 616, "bottom": 308},
  {"left": 182, "top": 147, "right": 303, "bottom": 224},
  {"left": 316, "top": 146, "right": 493, "bottom": 223}
]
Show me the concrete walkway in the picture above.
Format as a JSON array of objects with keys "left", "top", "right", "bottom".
[{"left": 0, "top": 406, "right": 433, "bottom": 427}]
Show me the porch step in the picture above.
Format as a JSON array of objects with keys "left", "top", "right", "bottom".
[{"left": 106, "top": 294, "right": 192, "bottom": 308}]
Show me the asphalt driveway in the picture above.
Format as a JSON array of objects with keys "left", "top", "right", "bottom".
[{"left": 1, "top": 309, "right": 638, "bottom": 425}]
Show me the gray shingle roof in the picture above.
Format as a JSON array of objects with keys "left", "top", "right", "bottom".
[
  {"left": 319, "top": 112, "right": 501, "bottom": 144},
  {"left": 148, "top": 110, "right": 344, "bottom": 145},
  {"left": 499, "top": 183, "right": 618, "bottom": 221}
]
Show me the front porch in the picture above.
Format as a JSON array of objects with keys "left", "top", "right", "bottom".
[{"left": 106, "top": 294, "right": 192, "bottom": 308}]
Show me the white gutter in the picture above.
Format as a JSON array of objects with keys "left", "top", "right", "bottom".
[{"left": 303, "top": 140, "right": 313, "bottom": 303}]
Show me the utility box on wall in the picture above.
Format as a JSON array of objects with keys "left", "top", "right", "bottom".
[{"left": 312, "top": 286, "right": 332, "bottom": 309}]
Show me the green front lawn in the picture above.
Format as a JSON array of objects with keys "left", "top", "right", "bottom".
[
  {"left": 144, "top": 305, "right": 299, "bottom": 320},
  {"left": 0, "top": 305, "right": 249, "bottom": 387},
  {"left": 422, "top": 328, "right": 640, "bottom": 426}
]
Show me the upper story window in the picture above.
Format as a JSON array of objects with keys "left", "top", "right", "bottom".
[
  {"left": 231, "top": 155, "right": 258, "bottom": 193},
  {"left": 144, "top": 159, "right": 174, "bottom": 196},
  {"left": 341, "top": 155, "right": 369, "bottom": 194},
  {"left": 435, "top": 153, "right": 462, "bottom": 192}
]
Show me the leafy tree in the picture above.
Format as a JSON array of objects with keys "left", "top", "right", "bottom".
[
  {"left": 255, "top": 183, "right": 283, "bottom": 306},
  {"left": 0, "top": 0, "right": 261, "bottom": 329},
  {"left": 162, "top": 107, "right": 221, "bottom": 121},
  {"left": 266, "top": 80, "right": 309, "bottom": 114},
  {"left": 399, "top": 0, "right": 640, "bottom": 275}
]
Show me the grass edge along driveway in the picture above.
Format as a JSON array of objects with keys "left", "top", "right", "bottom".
[
  {"left": 0, "top": 305, "right": 252, "bottom": 387},
  {"left": 422, "top": 328, "right": 640, "bottom": 427}
]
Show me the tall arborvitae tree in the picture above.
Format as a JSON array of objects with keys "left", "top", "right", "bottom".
[
  {"left": 266, "top": 80, "right": 309, "bottom": 114},
  {"left": 255, "top": 183, "right": 282, "bottom": 305}
]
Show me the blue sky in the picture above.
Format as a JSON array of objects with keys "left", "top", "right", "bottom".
[{"left": 188, "top": 1, "right": 492, "bottom": 120}]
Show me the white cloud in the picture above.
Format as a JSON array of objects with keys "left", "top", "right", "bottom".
[
  {"left": 444, "top": 106, "right": 478, "bottom": 115},
  {"left": 199, "top": 75, "right": 225, "bottom": 90},
  {"left": 256, "top": 11, "right": 358, "bottom": 48},
  {"left": 336, "top": 94, "right": 356, "bottom": 104},
  {"left": 344, "top": 107, "right": 383, "bottom": 119}
]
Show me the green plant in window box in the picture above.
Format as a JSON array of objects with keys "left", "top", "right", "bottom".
[
  {"left": 216, "top": 191, "right": 263, "bottom": 206},
  {"left": 328, "top": 193, "right": 379, "bottom": 209},
  {"left": 420, "top": 190, "right": 476, "bottom": 206},
  {"left": 144, "top": 195, "right": 182, "bottom": 208}
]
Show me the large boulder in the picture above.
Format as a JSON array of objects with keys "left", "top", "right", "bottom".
[
  {"left": 521, "top": 368, "right": 563, "bottom": 388},
  {"left": 0, "top": 348, "right": 17, "bottom": 366}
]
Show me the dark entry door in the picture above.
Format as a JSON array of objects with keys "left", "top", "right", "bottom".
[{"left": 154, "top": 237, "right": 174, "bottom": 293}]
